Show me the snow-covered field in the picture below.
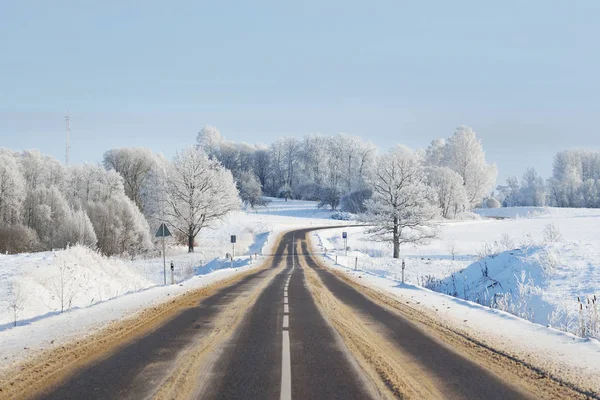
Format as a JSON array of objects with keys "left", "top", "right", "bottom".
[{"left": 316, "top": 206, "right": 600, "bottom": 339}]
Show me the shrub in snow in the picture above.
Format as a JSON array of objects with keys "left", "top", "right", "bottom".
[
  {"left": 340, "top": 187, "right": 373, "bottom": 214},
  {"left": 0, "top": 224, "right": 41, "bottom": 254},
  {"left": 278, "top": 185, "right": 293, "bottom": 201},
  {"left": 543, "top": 223, "right": 563, "bottom": 243},
  {"left": 331, "top": 211, "right": 352, "bottom": 221},
  {"left": 455, "top": 211, "right": 481, "bottom": 220},
  {"left": 318, "top": 186, "right": 342, "bottom": 210},
  {"left": 293, "top": 183, "right": 323, "bottom": 201},
  {"left": 486, "top": 197, "right": 501, "bottom": 208},
  {"left": 237, "top": 171, "right": 265, "bottom": 208}
]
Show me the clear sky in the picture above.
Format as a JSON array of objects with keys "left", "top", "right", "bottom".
[{"left": 1, "top": 1, "right": 599, "bottom": 182}]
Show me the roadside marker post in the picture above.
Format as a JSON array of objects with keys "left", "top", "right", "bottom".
[
  {"left": 355, "top": 257, "right": 358, "bottom": 271},
  {"left": 170, "top": 261, "right": 175, "bottom": 285},
  {"left": 155, "top": 223, "right": 172, "bottom": 286},
  {"left": 230, "top": 235, "right": 236, "bottom": 269},
  {"left": 402, "top": 259, "right": 405, "bottom": 284},
  {"left": 342, "top": 231, "right": 348, "bottom": 256}
]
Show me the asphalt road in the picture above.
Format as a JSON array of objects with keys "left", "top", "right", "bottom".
[{"left": 36, "top": 228, "right": 540, "bottom": 400}]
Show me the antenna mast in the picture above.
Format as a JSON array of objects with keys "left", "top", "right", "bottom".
[{"left": 65, "top": 112, "right": 71, "bottom": 165}]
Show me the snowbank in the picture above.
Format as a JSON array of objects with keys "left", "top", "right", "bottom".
[{"left": 314, "top": 207, "right": 600, "bottom": 340}]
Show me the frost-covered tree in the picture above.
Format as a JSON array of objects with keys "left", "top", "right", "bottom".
[
  {"left": 0, "top": 153, "right": 26, "bottom": 224},
  {"left": 519, "top": 167, "right": 546, "bottom": 206},
  {"left": 238, "top": 170, "right": 264, "bottom": 208},
  {"left": 426, "top": 167, "right": 468, "bottom": 218},
  {"left": 253, "top": 148, "right": 271, "bottom": 189},
  {"left": 440, "top": 126, "right": 497, "bottom": 207},
  {"left": 87, "top": 195, "right": 151, "bottom": 256},
  {"left": 548, "top": 150, "right": 600, "bottom": 208},
  {"left": 425, "top": 139, "right": 446, "bottom": 167},
  {"left": 165, "top": 147, "right": 240, "bottom": 252},
  {"left": 363, "top": 146, "right": 439, "bottom": 258},
  {"left": 196, "top": 125, "right": 223, "bottom": 158},
  {"left": 26, "top": 186, "right": 96, "bottom": 249},
  {"left": 103, "top": 148, "right": 157, "bottom": 210},
  {"left": 139, "top": 153, "right": 170, "bottom": 232}
]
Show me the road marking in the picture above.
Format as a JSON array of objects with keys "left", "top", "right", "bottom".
[
  {"left": 283, "top": 315, "right": 289, "bottom": 329},
  {"left": 281, "top": 330, "right": 291, "bottom": 400},
  {"left": 284, "top": 290, "right": 288, "bottom": 297},
  {"left": 284, "top": 297, "right": 288, "bottom": 304},
  {"left": 284, "top": 304, "right": 289, "bottom": 313}
]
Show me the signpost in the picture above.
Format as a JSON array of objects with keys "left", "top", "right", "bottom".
[
  {"left": 230, "top": 235, "right": 236, "bottom": 269},
  {"left": 155, "top": 223, "right": 171, "bottom": 285},
  {"left": 342, "top": 231, "right": 348, "bottom": 256}
]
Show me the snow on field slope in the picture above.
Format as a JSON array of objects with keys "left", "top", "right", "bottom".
[{"left": 316, "top": 207, "right": 600, "bottom": 339}]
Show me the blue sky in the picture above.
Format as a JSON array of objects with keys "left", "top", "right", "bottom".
[{"left": 1, "top": 1, "right": 599, "bottom": 182}]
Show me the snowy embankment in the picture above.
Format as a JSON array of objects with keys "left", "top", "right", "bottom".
[
  {"left": 316, "top": 206, "right": 600, "bottom": 340},
  {"left": 311, "top": 228, "right": 600, "bottom": 392},
  {"left": 0, "top": 198, "right": 340, "bottom": 370}
]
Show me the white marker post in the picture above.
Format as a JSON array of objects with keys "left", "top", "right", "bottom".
[
  {"left": 230, "top": 235, "right": 236, "bottom": 269},
  {"left": 402, "top": 259, "right": 405, "bottom": 283}
]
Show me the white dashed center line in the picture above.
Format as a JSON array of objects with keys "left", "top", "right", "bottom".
[{"left": 281, "top": 242, "right": 295, "bottom": 400}]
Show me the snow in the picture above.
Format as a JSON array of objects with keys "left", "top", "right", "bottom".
[
  {"left": 311, "top": 231, "right": 600, "bottom": 390},
  {"left": 314, "top": 207, "right": 600, "bottom": 339}
]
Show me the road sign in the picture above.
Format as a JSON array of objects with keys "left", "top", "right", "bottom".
[
  {"left": 155, "top": 223, "right": 171, "bottom": 238},
  {"left": 342, "top": 232, "right": 347, "bottom": 239},
  {"left": 231, "top": 235, "right": 236, "bottom": 243}
]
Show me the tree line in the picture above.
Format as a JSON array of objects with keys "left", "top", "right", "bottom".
[
  {"left": 496, "top": 150, "right": 600, "bottom": 208},
  {"left": 0, "top": 147, "right": 239, "bottom": 254},
  {"left": 0, "top": 124, "right": 498, "bottom": 258},
  {"left": 196, "top": 125, "right": 497, "bottom": 217}
]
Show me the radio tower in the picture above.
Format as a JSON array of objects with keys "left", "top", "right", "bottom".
[{"left": 65, "top": 112, "right": 71, "bottom": 165}]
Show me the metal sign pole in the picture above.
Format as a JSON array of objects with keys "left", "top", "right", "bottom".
[{"left": 162, "top": 234, "right": 166, "bottom": 285}]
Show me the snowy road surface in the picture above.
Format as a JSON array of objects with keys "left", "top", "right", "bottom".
[{"left": 1, "top": 229, "right": 594, "bottom": 399}]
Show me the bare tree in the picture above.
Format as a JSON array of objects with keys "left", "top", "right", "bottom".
[
  {"left": 50, "top": 261, "right": 78, "bottom": 313},
  {"left": 364, "top": 146, "right": 439, "bottom": 258},
  {"left": 165, "top": 147, "right": 240, "bottom": 252},
  {"left": 8, "top": 282, "right": 24, "bottom": 327}
]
